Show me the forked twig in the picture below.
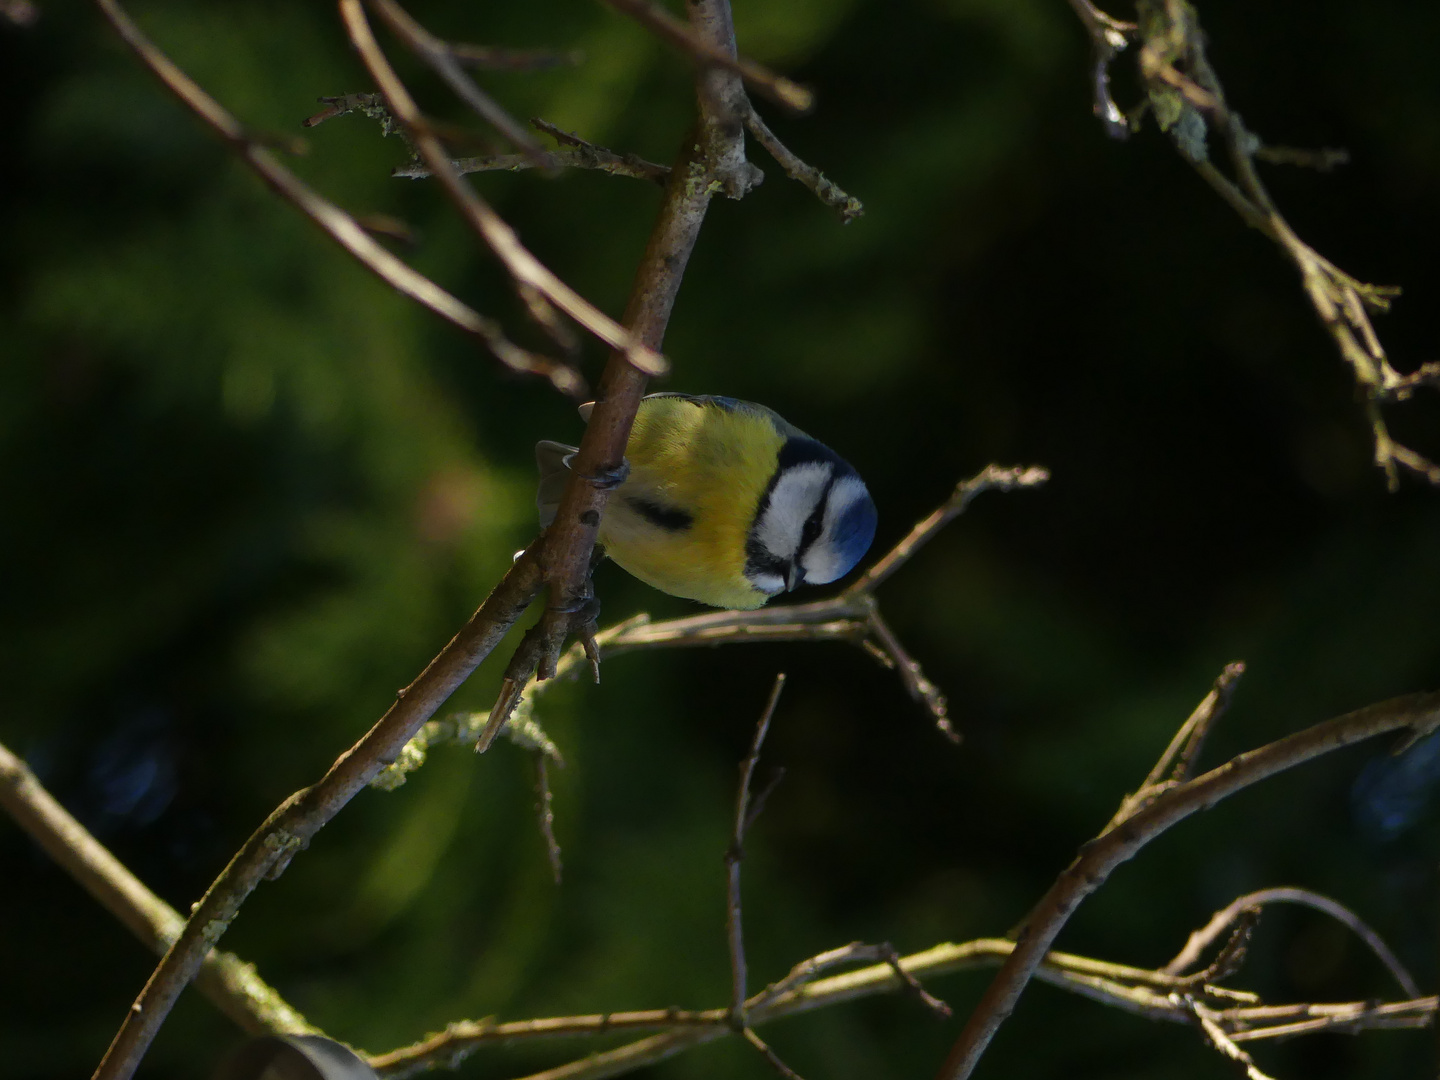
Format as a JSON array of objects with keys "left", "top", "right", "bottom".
[
  {"left": 338, "top": 0, "right": 665, "bottom": 379},
  {"left": 1165, "top": 887, "right": 1419, "bottom": 998},
  {"left": 1066, "top": 0, "right": 1438, "bottom": 490},
  {"left": 92, "top": 0, "right": 581, "bottom": 394},
  {"left": 368, "top": 0, "right": 546, "bottom": 166},
  {"left": 935, "top": 680, "right": 1440, "bottom": 1080}
]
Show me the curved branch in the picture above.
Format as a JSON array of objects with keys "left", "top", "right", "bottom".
[
  {"left": 936, "top": 687, "right": 1440, "bottom": 1080},
  {"left": 1165, "top": 886, "right": 1419, "bottom": 998}
]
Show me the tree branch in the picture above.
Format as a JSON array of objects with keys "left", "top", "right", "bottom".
[
  {"left": 393, "top": 118, "right": 670, "bottom": 184},
  {"left": 90, "top": 552, "right": 548, "bottom": 1080},
  {"left": 599, "top": 0, "right": 813, "bottom": 114},
  {"left": 935, "top": 680, "right": 1440, "bottom": 1080},
  {"left": 91, "top": 0, "right": 583, "bottom": 396},
  {"left": 0, "top": 740, "right": 318, "bottom": 1038},
  {"left": 1067, "top": 0, "right": 1438, "bottom": 490},
  {"left": 338, "top": 0, "right": 666, "bottom": 378},
  {"left": 474, "top": 0, "right": 764, "bottom": 753},
  {"left": 367, "top": 926, "right": 1433, "bottom": 1080}
]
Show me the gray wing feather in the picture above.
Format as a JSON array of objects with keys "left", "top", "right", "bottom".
[{"left": 536, "top": 439, "right": 578, "bottom": 528}]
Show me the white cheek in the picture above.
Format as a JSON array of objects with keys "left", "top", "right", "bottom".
[
  {"left": 800, "top": 542, "right": 845, "bottom": 585},
  {"left": 754, "top": 463, "right": 831, "bottom": 559},
  {"left": 749, "top": 572, "right": 785, "bottom": 595}
]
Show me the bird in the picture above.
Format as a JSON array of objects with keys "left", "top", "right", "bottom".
[{"left": 536, "top": 393, "right": 877, "bottom": 610}]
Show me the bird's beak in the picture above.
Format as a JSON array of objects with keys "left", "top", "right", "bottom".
[{"left": 784, "top": 564, "right": 802, "bottom": 592}]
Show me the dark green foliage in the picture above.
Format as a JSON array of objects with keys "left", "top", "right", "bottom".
[{"left": 2, "top": 1, "right": 1438, "bottom": 1078}]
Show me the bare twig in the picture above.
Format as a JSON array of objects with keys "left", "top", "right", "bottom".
[
  {"left": 1106, "top": 660, "right": 1246, "bottom": 829},
  {"left": 0, "top": 740, "right": 318, "bottom": 1039},
  {"left": 90, "top": 549, "right": 549, "bottom": 1080},
  {"left": 741, "top": 1027, "right": 806, "bottom": 1080},
  {"left": 935, "top": 684, "right": 1440, "bottom": 1080},
  {"left": 849, "top": 465, "right": 1050, "bottom": 594},
  {"left": 339, "top": 0, "right": 664, "bottom": 379},
  {"left": 1254, "top": 145, "right": 1350, "bottom": 171},
  {"left": 878, "top": 943, "right": 953, "bottom": 1018},
  {"left": 368, "top": 0, "right": 546, "bottom": 166},
  {"left": 394, "top": 118, "right": 670, "bottom": 184},
  {"left": 91, "top": 0, "right": 582, "bottom": 394},
  {"left": 534, "top": 753, "right": 563, "bottom": 884},
  {"left": 1165, "top": 887, "right": 1420, "bottom": 998},
  {"left": 1117, "top": 0, "right": 1437, "bottom": 490},
  {"left": 742, "top": 106, "right": 863, "bottom": 222},
  {"left": 728, "top": 674, "right": 787, "bottom": 1023},
  {"left": 390, "top": 932, "right": 1431, "bottom": 1080},
  {"left": 1192, "top": 1000, "right": 1280, "bottom": 1080},
  {"left": 1062, "top": 0, "right": 1137, "bottom": 138},
  {"left": 599, "top": 0, "right": 813, "bottom": 114}
]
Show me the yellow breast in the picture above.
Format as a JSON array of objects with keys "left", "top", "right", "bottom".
[{"left": 598, "top": 396, "right": 785, "bottom": 609}]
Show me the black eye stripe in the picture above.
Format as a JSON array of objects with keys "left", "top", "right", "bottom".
[{"left": 625, "top": 496, "right": 693, "bottom": 532}]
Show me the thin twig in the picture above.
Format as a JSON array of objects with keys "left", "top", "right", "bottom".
[
  {"left": 741, "top": 1027, "right": 806, "bottom": 1080},
  {"left": 1106, "top": 660, "right": 1246, "bottom": 830},
  {"left": 534, "top": 753, "right": 563, "bottom": 884},
  {"left": 90, "top": 550, "right": 549, "bottom": 1080},
  {"left": 599, "top": 0, "right": 813, "bottom": 114},
  {"left": 743, "top": 106, "right": 863, "bottom": 222},
  {"left": 1118, "top": 1, "right": 1437, "bottom": 490},
  {"left": 0, "top": 740, "right": 318, "bottom": 1039},
  {"left": 1165, "top": 887, "right": 1419, "bottom": 997},
  {"left": 394, "top": 143, "right": 669, "bottom": 184},
  {"left": 935, "top": 686, "right": 1440, "bottom": 1080},
  {"left": 368, "top": 0, "right": 546, "bottom": 167},
  {"left": 409, "top": 932, "right": 1433, "bottom": 1080},
  {"left": 339, "top": 0, "right": 666, "bottom": 378},
  {"left": 1062, "top": 0, "right": 1137, "bottom": 138},
  {"left": 1254, "top": 145, "right": 1350, "bottom": 171},
  {"left": 448, "top": 43, "right": 582, "bottom": 72},
  {"left": 728, "top": 674, "right": 788, "bottom": 1021},
  {"left": 878, "top": 943, "right": 953, "bottom": 1018},
  {"left": 1169, "top": 908, "right": 1260, "bottom": 991},
  {"left": 848, "top": 465, "right": 1050, "bottom": 595},
  {"left": 92, "top": 0, "right": 581, "bottom": 394}
]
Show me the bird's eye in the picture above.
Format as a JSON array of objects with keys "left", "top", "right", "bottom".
[{"left": 800, "top": 512, "right": 822, "bottom": 549}]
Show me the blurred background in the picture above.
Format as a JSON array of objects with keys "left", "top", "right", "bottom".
[{"left": 2, "top": 0, "right": 1439, "bottom": 1077}]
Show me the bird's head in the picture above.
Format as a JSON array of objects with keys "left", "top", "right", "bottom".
[{"left": 744, "top": 439, "right": 877, "bottom": 599}]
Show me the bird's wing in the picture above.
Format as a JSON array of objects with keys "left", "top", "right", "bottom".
[
  {"left": 535, "top": 439, "right": 578, "bottom": 528},
  {"left": 577, "top": 393, "right": 806, "bottom": 440}
]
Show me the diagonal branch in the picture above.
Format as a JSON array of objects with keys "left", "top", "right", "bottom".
[
  {"left": 473, "top": 0, "right": 764, "bottom": 754},
  {"left": 599, "top": 0, "right": 813, "bottom": 113},
  {"left": 368, "top": 0, "right": 546, "bottom": 166},
  {"left": 935, "top": 681, "right": 1440, "bottom": 1080},
  {"left": 92, "top": 0, "right": 582, "bottom": 395},
  {"left": 0, "top": 740, "right": 318, "bottom": 1039},
  {"left": 339, "top": 0, "right": 666, "bottom": 378}
]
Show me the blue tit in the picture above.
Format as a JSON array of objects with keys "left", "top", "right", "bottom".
[{"left": 536, "top": 393, "right": 877, "bottom": 611}]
